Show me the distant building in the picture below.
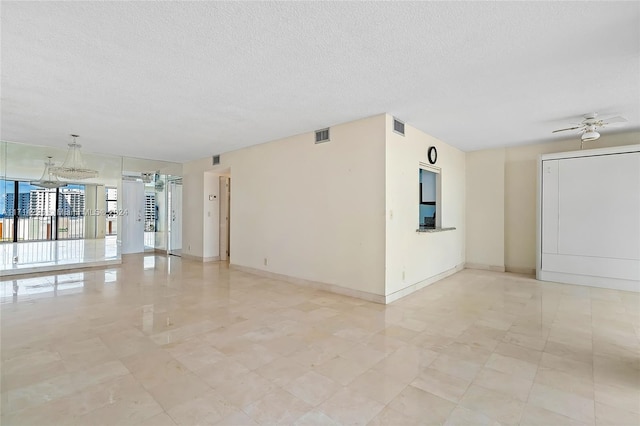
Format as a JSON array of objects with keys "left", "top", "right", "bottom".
[
  {"left": 4, "top": 193, "right": 31, "bottom": 216},
  {"left": 58, "top": 188, "right": 85, "bottom": 216}
]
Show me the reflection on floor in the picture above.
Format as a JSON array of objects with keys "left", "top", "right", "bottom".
[
  {"left": 0, "top": 236, "right": 120, "bottom": 277},
  {"left": 1, "top": 256, "right": 638, "bottom": 425}
]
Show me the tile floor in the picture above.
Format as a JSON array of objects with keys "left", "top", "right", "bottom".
[{"left": 1, "top": 255, "right": 639, "bottom": 425}]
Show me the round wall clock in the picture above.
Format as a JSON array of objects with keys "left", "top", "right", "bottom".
[{"left": 428, "top": 146, "right": 438, "bottom": 164}]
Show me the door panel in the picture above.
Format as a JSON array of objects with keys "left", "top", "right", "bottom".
[{"left": 121, "top": 180, "right": 145, "bottom": 254}]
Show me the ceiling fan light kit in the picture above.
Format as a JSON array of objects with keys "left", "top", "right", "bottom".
[
  {"left": 551, "top": 112, "right": 626, "bottom": 148},
  {"left": 582, "top": 129, "right": 600, "bottom": 142}
]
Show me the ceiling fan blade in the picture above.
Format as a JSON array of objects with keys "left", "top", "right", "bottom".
[
  {"left": 552, "top": 126, "right": 582, "bottom": 133},
  {"left": 602, "top": 116, "right": 627, "bottom": 124}
]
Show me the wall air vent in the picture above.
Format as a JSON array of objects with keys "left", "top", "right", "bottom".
[
  {"left": 315, "top": 128, "right": 330, "bottom": 144},
  {"left": 212, "top": 155, "right": 220, "bottom": 165},
  {"left": 393, "top": 118, "right": 405, "bottom": 136}
]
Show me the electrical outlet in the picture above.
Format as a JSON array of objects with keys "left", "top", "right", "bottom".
[{"left": 264, "top": 258, "right": 268, "bottom": 266}]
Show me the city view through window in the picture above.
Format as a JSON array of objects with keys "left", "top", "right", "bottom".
[{"left": 0, "top": 180, "right": 87, "bottom": 242}]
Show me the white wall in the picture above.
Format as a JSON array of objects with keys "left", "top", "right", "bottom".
[
  {"left": 183, "top": 114, "right": 387, "bottom": 296},
  {"left": 467, "top": 131, "right": 640, "bottom": 274},
  {"left": 465, "top": 148, "right": 505, "bottom": 270},
  {"left": 182, "top": 171, "right": 204, "bottom": 258},
  {"left": 385, "top": 115, "right": 466, "bottom": 298}
]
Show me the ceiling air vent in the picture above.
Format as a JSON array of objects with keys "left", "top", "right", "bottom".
[
  {"left": 315, "top": 128, "right": 330, "bottom": 144},
  {"left": 212, "top": 155, "right": 220, "bottom": 165},
  {"left": 393, "top": 118, "right": 405, "bottom": 136}
]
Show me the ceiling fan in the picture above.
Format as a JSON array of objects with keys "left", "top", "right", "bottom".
[{"left": 552, "top": 113, "right": 627, "bottom": 143}]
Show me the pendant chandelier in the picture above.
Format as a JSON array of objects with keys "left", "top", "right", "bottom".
[
  {"left": 51, "top": 134, "right": 99, "bottom": 180},
  {"left": 30, "top": 156, "right": 68, "bottom": 189}
]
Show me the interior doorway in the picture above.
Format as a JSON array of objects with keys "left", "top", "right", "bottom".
[{"left": 168, "top": 178, "right": 182, "bottom": 256}]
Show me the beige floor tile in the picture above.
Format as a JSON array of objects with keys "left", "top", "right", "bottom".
[
  {"left": 2, "top": 260, "right": 639, "bottom": 426},
  {"left": 410, "top": 367, "right": 472, "bottom": 403},
  {"left": 359, "top": 333, "right": 406, "bottom": 354},
  {"left": 54, "top": 337, "right": 117, "bottom": 372},
  {"left": 314, "top": 355, "right": 370, "bottom": 386},
  {"left": 214, "top": 410, "right": 258, "bottom": 426},
  {"left": 544, "top": 340, "right": 594, "bottom": 365},
  {"left": 140, "top": 412, "right": 178, "bottom": 426},
  {"left": 195, "top": 357, "right": 250, "bottom": 388},
  {"left": 317, "top": 387, "right": 384, "bottom": 425},
  {"left": 440, "top": 341, "right": 493, "bottom": 364},
  {"left": 430, "top": 353, "right": 484, "bottom": 381},
  {"left": 340, "top": 343, "right": 387, "bottom": 369},
  {"left": 123, "top": 351, "right": 191, "bottom": 389},
  {"left": 1, "top": 357, "right": 67, "bottom": 393},
  {"left": 459, "top": 384, "right": 526, "bottom": 424},
  {"left": 212, "top": 370, "right": 276, "bottom": 408},
  {"left": 410, "top": 331, "right": 456, "bottom": 351},
  {"left": 294, "top": 410, "right": 341, "bottom": 425},
  {"left": 163, "top": 337, "right": 226, "bottom": 372},
  {"left": 145, "top": 371, "right": 211, "bottom": 411},
  {"left": 473, "top": 367, "right": 534, "bottom": 401},
  {"left": 348, "top": 370, "right": 407, "bottom": 405},
  {"left": 377, "top": 325, "right": 419, "bottom": 342},
  {"left": 594, "top": 354, "right": 640, "bottom": 390},
  {"left": 528, "top": 382, "right": 595, "bottom": 423},
  {"left": 370, "top": 351, "right": 425, "bottom": 384},
  {"left": 74, "top": 387, "right": 164, "bottom": 425},
  {"left": 520, "top": 404, "right": 591, "bottom": 426},
  {"left": 595, "top": 401, "right": 640, "bottom": 426},
  {"left": 541, "top": 352, "right": 593, "bottom": 381},
  {"left": 283, "top": 371, "right": 341, "bottom": 406},
  {"left": 388, "top": 385, "right": 456, "bottom": 423},
  {"left": 493, "top": 341, "right": 542, "bottom": 365},
  {"left": 4, "top": 360, "right": 129, "bottom": 414},
  {"left": 242, "top": 387, "right": 313, "bottom": 425},
  {"left": 535, "top": 366, "right": 594, "bottom": 399},
  {"left": 594, "top": 382, "right": 640, "bottom": 414},
  {"left": 99, "top": 328, "right": 159, "bottom": 359},
  {"left": 254, "top": 356, "right": 309, "bottom": 387},
  {"left": 367, "top": 406, "right": 423, "bottom": 426},
  {"left": 443, "top": 405, "right": 498, "bottom": 426},
  {"left": 502, "top": 330, "right": 548, "bottom": 351},
  {"left": 484, "top": 352, "right": 538, "bottom": 381}
]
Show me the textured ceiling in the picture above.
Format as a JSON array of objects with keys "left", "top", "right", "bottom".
[{"left": 2, "top": 1, "right": 639, "bottom": 162}]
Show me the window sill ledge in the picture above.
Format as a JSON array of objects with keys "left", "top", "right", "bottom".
[{"left": 416, "top": 227, "right": 456, "bottom": 233}]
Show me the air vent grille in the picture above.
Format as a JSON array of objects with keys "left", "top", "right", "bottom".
[
  {"left": 315, "top": 128, "right": 330, "bottom": 144},
  {"left": 393, "top": 118, "right": 405, "bottom": 136},
  {"left": 212, "top": 155, "right": 220, "bottom": 165}
]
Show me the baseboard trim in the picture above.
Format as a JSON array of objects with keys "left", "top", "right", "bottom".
[
  {"left": 385, "top": 263, "right": 465, "bottom": 304},
  {"left": 465, "top": 263, "right": 506, "bottom": 273},
  {"left": 539, "top": 270, "right": 639, "bottom": 293},
  {"left": 229, "top": 264, "right": 386, "bottom": 304},
  {"left": 505, "top": 266, "right": 536, "bottom": 275},
  {"left": 181, "top": 253, "right": 221, "bottom": 263}
]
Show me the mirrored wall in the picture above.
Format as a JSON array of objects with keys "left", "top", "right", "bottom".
[{"left": 1, "top": 139, "right": 182, "bottom": 274}]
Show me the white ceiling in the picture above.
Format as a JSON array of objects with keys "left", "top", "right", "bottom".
[{"left": 2, "top": 1, "right": 639, "bottom": 162}]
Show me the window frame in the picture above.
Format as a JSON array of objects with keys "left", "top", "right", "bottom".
[{"left": 418, "top": 165, "right": 441, "bottom": 230}]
